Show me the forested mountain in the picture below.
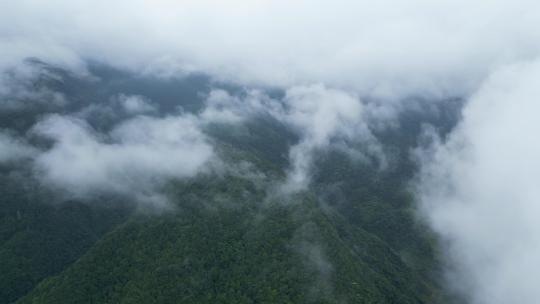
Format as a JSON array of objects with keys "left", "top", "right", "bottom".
[
  {"left": 5, "top": 1, "right": 540, "bottom": 302},
  {"left": 0, "top": 61, "right": 460, "bottom": 303}
]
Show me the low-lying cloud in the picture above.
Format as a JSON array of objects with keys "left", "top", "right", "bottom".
[
  {"left": 200, "top": 85, "right": 380, "bottom": 192},
  {"left": 416, "top": 59, "right": 540, "bottom": 304},
  {"left": 0, "top": 62, "right": 67, "bottom": 111},
  {"left": 3, "top": 2, "right": 540, "bottom": 300},
  {"left": 2, "top": 1, "right": 540, "bottom": 100},
  {"left": 0, "top": 131, "right": 36, "bottom": 163},
  {"left": 116, "top": 94, "right": 157, "bottom": 115},
  {"left": 32, "top": 113, "right": 213, "bottom": 207},
  {"left": 279, "top": 85, "right": 373, "bottom": 192}
]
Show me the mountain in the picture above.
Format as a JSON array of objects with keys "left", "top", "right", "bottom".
[{"left": 0, "top": 61, "right": 460, "bottom": 303}]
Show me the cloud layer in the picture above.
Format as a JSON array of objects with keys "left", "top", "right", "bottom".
[
  {"left": 0, "top": 131, "right": 36, "bottom": 163},
  {"left": 200, "top": 85, "right": 380, "bottom": 192},
  {"left": 3, "top": 2, "right": 540, "bottom": 300},
  {"left": 33, "top": 113, "right": 213, "bottom": 206},
  {"left": 3, "top": 0, "right": 540, "bottom": 99},
  {"left": 416, "top": 59, "right": 540, "bottom": 304},
  {"left": 279, "top": 85, "right": 370, "bottom": 192}
]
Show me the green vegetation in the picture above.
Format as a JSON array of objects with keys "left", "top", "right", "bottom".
[
  {"left": 17, "top": 176, "right": 433, "bottom": 304},
  {"left": 0, "top": 63, "right": 460, "bottom": 303},
  {"left": 0, "top": 172, "right": 132, "bottom": 303}
]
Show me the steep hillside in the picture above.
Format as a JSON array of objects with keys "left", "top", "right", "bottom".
[
  {"left": 18, "top": 175, "right": 435, "bottom": 304},
  {"left": 0, "top": 171, "right": 133, "bottom": 303},
  {"left": 0, "top": 62, "right": 460, "bottom": 303}
]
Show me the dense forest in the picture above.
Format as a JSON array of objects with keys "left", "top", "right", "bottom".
[{"left": 0, "top": 61, "right": 461, "bottom": 303}]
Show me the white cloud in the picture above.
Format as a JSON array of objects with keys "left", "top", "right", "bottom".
[
  {"left": 2, "top": 1, "right": 540, "bottom": 99},
  {"left": 200, "top": 89, "right": 256, "bottom": 124},
  {"left": 33, "top": 113, "right": 213, "bottom": 207},
  {"left": 280, "top": 85, "right": 370, "bottom": 192},
  {"left": 198, "top": 85, "right": 380, "bottom": 192},
  {"left": 200, "top": 89, "right": 286, "bottom": 124},
  {"left": 3, "top": 2, "right": 540, "bottom": 298},
  {"left": 116, "top": 94, "right": 157, "bottom": 115},
  {"left": 0, "top": 62, "right": 66, "bottom": 111},
  {"left": 0, "top": 131, "right": 36, "bottom": 162},
  {"left": 416, "top": 59, "right": 540, "bottom": 304}
]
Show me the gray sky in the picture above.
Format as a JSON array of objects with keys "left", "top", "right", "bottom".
[{"left": 2, "top": 0, "right": 540, "bottom": 98}]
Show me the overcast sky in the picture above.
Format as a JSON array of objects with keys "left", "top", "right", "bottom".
[{"left": 2, "top": 0, "right": 540, "bottom": 98}]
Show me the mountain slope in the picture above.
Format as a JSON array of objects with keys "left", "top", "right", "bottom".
[
  {"left": 18, "top": 175, "right": 434, "bottom": 304},
  {"left": 0, "top": 171, "right": 133, "bottom": 303},
  {"left": 0, "top": 62, "right": 460, "bottom": 303}
]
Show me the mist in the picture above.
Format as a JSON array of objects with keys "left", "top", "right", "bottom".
[
  {"left": 416, "top": 59, "right": 540, "bottom": 303},
  {"left": 0, "top": 131, "right": 36, "bottom": 162},
  {"left": 2, "top": 1, "right": 540, "bottom": 99},
  {"left": 32, "top": 113, "right": 214, "bottom": 207},
  {"left": 3, "top": 1, "right": 540, "bottom": 302}
]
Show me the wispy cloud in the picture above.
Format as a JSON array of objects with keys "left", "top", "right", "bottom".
[
  {"left": 0, "top": 131, "right": 36, "bottom": 163},
  {"left": 32, "top": 113, "right": 214, "bottom": 207}
]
